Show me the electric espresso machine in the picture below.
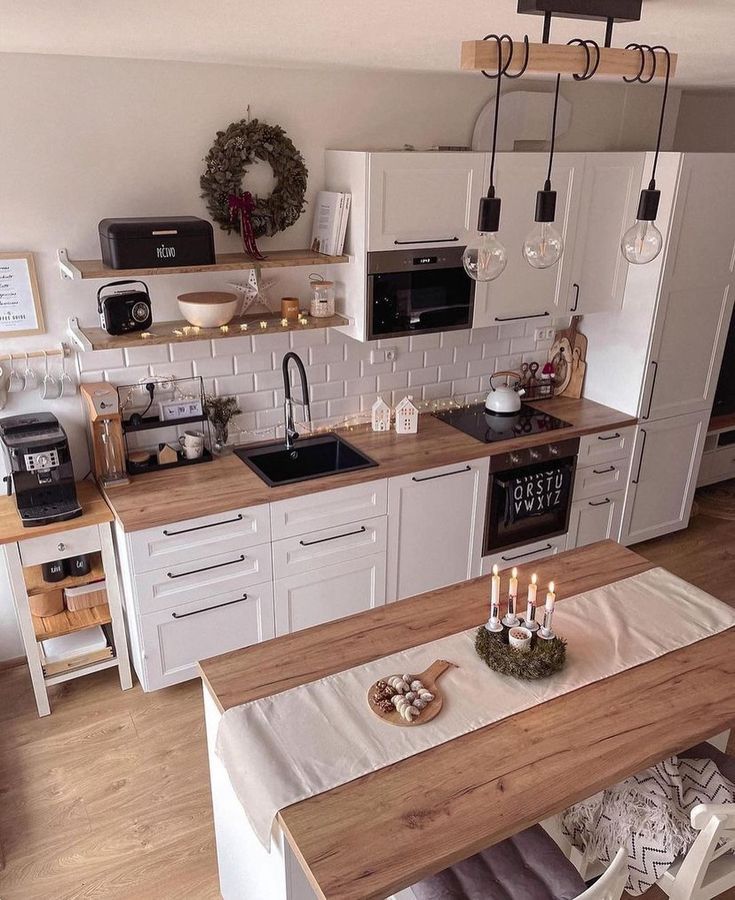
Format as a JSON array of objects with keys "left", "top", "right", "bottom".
[{"left": 0, "top": 413, "right": 82, "bottom": 527}]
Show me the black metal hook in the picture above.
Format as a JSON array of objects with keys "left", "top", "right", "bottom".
[
  {"left": 480, "top": 33, "right": 529, "bottom": 80},
  {"left": 623, "top": 42, "right": 660, "bottom": 84},
  {"left": 566, "top": 38, "right": 601, "bottom": 81}
]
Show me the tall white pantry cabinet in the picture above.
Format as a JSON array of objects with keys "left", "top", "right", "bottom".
[{"left": 583, "top": 153, "right": 735, "bottom": 544}]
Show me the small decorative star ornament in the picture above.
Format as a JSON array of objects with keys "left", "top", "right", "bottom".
[{"left": 228, "top": 269, "right": 277, "bottom": 317}]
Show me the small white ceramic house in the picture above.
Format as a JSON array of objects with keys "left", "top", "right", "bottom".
[
  {"left": 371, "top": 396, "right": 391, "bottom": 432},
  {"left": 394, "top": 395, "right": 419, "bottom": 434}
]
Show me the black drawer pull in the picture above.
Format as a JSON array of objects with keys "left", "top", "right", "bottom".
[
  {"left": 167, "top": 554, "right": 246, "bottom": 579},
  {"left": 494, "top": 312, "right": 549, "bottom": 322},
  {"left": 643, "top": 359, "right": 658, "bottom": 421},
  {"left": 299, "top": 526, "right": 367, "bottom": 547},
  {"left": 501, "top": 543, "right": 553, "bottom": 562},
  {"left": 592, "top": 466, "right": 616, "bottom": 475},
  {"left": 412, "top": 465, "right": 472, "bottom": 483},
  {"left": 597, "top": 432, "right": 621, "bottom": 441},
  {"left": 394, "top": 237, "right": 459, "bottom": 245},
  {"left": 172, "top": 594, "right": 248, "bottom": 619},
  {"left": 588, "top": 498, "right": 611, "bottom": 507},
  {"left": 163, "top": 514, "right": 244, "bottom": 537},
  {"left": 632, "top": 428, "right": 647, "bottom": 485}
]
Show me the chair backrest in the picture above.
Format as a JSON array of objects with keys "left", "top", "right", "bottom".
[
  {"left": 578, "top": 846, "right": 628, "bottom": 900},
  {"left": 668, "top": 803, "right": 735, "bottom": 900}
]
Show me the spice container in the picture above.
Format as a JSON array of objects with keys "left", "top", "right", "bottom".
[{"left": 309, "top": 274, "right": 335, "bottom": 318}]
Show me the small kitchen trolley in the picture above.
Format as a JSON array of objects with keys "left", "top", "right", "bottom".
[{"left": 0, "top": 480, "right": 132, "bottom": 716}]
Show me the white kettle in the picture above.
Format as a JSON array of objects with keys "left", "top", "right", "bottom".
[{"left": 485, "top": 370, "right": 525, "bottom": 415}]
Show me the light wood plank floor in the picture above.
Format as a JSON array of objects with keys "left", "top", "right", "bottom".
[{"left": 2, "top": 483, "right": 735, "bottom": 899}]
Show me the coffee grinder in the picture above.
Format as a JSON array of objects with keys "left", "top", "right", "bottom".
[
  {"left": 0, "top": 413, "right": 83, "bottom": 526},
  {"left": 80, "top": 382, "right": 129, "bottom": 486}
]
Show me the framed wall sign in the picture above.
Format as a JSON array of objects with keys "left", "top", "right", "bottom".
[{"left": 0, "top": 252, "right": 45, "bottom": 336}]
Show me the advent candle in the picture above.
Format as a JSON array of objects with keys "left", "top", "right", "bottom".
[
  {"left": 525, "top": 573, "right": 539, "bottom": 631},
  {"left": 502, "top": 566, "right": 520, "bottom": 627},
  {"left": 486, "top": 563, "right": 503, "bottom": 633},
  {"left": 540, "top": 581, "right": 556, "bottom": 640}
]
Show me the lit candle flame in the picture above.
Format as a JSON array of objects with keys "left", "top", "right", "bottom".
[
  {"left": 492, "top": 563, "right": 499, "bottom": 576},
  {"left": 511, "top": 567, "right": 518, "bottom": 578},
  {"left": 549, "top": 581, "right": 555, "bottom": 593},
  {"left": 531, "top": 573, "right": 538, "bottom": 585}
]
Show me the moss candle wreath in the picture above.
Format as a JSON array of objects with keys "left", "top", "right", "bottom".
[
  {"left": 475, "top": 626, "right": 567, "bottom": 680},
  {"left": 200, "top": 117, "right": 308, "bottom": 259}
]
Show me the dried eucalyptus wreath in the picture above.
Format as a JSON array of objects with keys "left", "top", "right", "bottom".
[{"left": 200, "top": 117, "right": 308, "bottom": 240}]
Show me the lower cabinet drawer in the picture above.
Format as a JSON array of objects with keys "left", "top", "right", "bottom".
[
  {"left": 139, "top": 582, "right": 275, "bottom": 691},
  {"left": 272, "top": 516, "right": 387, "bottom": 580},
  {"left": 270, "top": 480, "right": 387, "bottom": 540},
  {"left": 697, "top": 448, "right": 735, "bottom": 487},
  {"left": 566, "top": 491, "right": 625, "bottom": 550},
  {"left": 481, "top": 535, "right": 566, "bottom": 575},
  {"left": 135, "top": 544, "right": 272, "bottom": 613},
  {"left": 577, "top": 426, "right": 635, "bottom": 467},
  {"left": 573, "top": 460, "right": 628, "bottom": 501},
  {"left": 274, "top": 552, "right": 387, "bottom": 635},
  {"left": 19, "top": 523, "right": 101, "bottom": 567}
]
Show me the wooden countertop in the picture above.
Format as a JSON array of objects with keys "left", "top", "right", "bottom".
[
  {"left": 0, "top": 480, "right": 112, "bottom": 546},
  {"left": 103, "top": 396, "right": 637, "bottom": 532},
  {"left": 199, "top": 541, "right": 735, "bottom": 900}
]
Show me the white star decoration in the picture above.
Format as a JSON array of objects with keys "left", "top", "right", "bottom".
[{"left": 228, "top": 269, "right": 278, "bottom": 317}]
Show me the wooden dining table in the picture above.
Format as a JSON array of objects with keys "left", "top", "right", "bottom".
[{"left": 199, "top": 540, "right": 735, "bottom": 900}]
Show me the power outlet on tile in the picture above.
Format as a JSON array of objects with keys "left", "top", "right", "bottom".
[
  {"left": 383, "top": 347, "right": 398, "bottom": 362},
  {"left": 534, "top": 327, "right": 555, "bottom": 342}
]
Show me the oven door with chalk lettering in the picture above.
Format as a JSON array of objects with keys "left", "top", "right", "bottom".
[{"left": 485, "top": 456, "right": 575, "bottom": 555}]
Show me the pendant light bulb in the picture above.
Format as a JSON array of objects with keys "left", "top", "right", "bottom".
[
  {"left": 464, "top": 190, "right": 508, "bottom": 282},
  {"left": 523, "top": 221, "right": 564, "bottom": 269},
  {"left": 621, "top": 186, "right": 663, "bottom": 265}
]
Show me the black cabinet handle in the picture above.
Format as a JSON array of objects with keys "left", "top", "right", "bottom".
[
  {"left": 570, "top": 282, "right": 580, "bottom": 312},
  {"left": 412, "top": 465, "right": 472, "bottom": 483},
  {"left": 643, "top": 360, "right": 658, "bottom": 421},
  {"left": 163, "top": 513, "right": 244, "bottom": 537},
  {"left": 172, "top": 594, "right": 248, "bottom": 619},
  {"left": 501, "top": 543, "right": 553, "bottom": 562},
  {"left": 299, "top": 526, "right": 367, "bottom": 547},
  {"left": 592, "top": 466, "right": 616, "bottom": 474},
  {"left": 394, "top": 237, "right": 459, "bottom": 245},
  {"left": 167, "top": 554, "right": 245, "bottom": 579},
  {"left": 494, "top": 312, "right": 550, "bottom": 322},
  {"left": 597, "top": 432, "right": 621, "bottom": 441},
  {"left": 632, "top": 429, "right": 647, "bottom": 485},
  {"left": 588, "top": 498, "right": 611, "bottom": 507}
]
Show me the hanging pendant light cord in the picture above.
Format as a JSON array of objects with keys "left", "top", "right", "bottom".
[
  {"left": 544, "top": 73, "right": 562, "bottom": 192},
  {"left": 624, "top": 44, "right": 672, "bottom": 190}
]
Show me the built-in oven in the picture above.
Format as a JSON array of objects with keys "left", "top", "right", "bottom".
[
  {"left": 367, "top": 246, "right": 474, "bottom": 340},
  {"left": 484, "top": 437, "right": 579, "bottom": 556}
]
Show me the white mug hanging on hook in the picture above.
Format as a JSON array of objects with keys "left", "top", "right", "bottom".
[
  {"left": 40, "top": 350, "right": 61, "bottom": 400},
  {"left": 309, "top": 273, "right": 335, "bottom": 319},
  {"left": 22, "top": 352, "right": 39, "bottom": 392},
  {"left": 7, "top": 356, "right": 25, "bottom": 393}
]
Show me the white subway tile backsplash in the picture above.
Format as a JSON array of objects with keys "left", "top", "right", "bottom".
[
  {"left": 170, "top": 341, "right": 214, "bottom": 361},
  {"left": 439, "top": 330, "right": 470, "bottom": 349},
  {"left": 452, "top": 376, "right": 481, "bottom": 395},
  {"left": 252, "top": 331, "right": 290, "bottom": 352},
  {"left": 480, "top": 340, "right": 512, "bottom": 359},
  {"left": 193, "top": 356, "right": 235, "bottom": 378},
  {"left": 239, "top": 392, "right": 275, "bottom": 412},
  {"left": 309, "top": 400, "right": 329, "bottom": 421},
  {"left": 497, "top": 322, "right": 526, "bottom": 339},
  {"left": 253, "top": 369, "right": 283, "bottom": 392},
  {"left": 344, "top": 376, "right": 376, "bottom": 397},
  {"left": 467, "top": 358, "right": 494, "bottom": 378},
  {"left": 105, "top": 365, "right": 150, "bottom": 385},
  {"left": 327, "top": 396, "right": 361, "bottom": 418},
  {"left": 327, "top": 359, "right": 361, "bottom": 381},
  {"left": 150, "top": 360, "right": 194, "bottom": 380},
  {"left": 213, "top": 336, "right": 252, "bottom": 355},
  {"left": 360, "top": 359, "right": 393, "bottom": 376},
  {"left": 234, "top": 351, "right": 274, "bottom": 374},
  {"left": 409, "top": 333, "right": 441, "bottom": 351},
  {"left": 377, "top": 371, "right": 409, "bottom": 392},
  {"left": 289, "top": 329, "right": 327, "bottom": 348},
  {"left": 215, "top": 373, "right": 256, "bottom": 395},
  {"left": 77, "top": 349, "right": 125, "bottom": 372},
  {"left": 393, "top": 350, "right": 424, "bottom": 372},
  {"left": 470, "top": 326, "right": 499, "bottom": 345},
  {"left": 408, "top": 366, "right": 439, "bottom": 387},
  {"left": 438, "top": 362, "right": 468, "bottom": 382},
  {"left": 256, "top": 408, "right": 283, "bottom": 430},
  {"left": 509, "top": 335, "right": 537, "bottom": 355},
  {"left": 453, "top": 343, "right": 484, "bottom": 364},
  {"left": 311, "top": 381, "right": 344, "bottom": 402},
  {"left": 424, "top": 346, "right": 454, "bottom": 367},
  {"left": 377, "top": 337, "right": 410, "bottom": 353},
  {"left": 309, "top": 342, "right": 344, "bottom": 364},
  {"left": 422, "top": 382, "right": 452, "bottom": 402},
  {"left": 79, "top": 369, "right": 105, "bottom": 384},
  {"left": 124, "top": 345, "right": 170, "bottom": 366}
]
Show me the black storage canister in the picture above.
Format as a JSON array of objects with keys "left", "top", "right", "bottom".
[{"left": 98, "top": 217, "right": 216, "bottom": 270}]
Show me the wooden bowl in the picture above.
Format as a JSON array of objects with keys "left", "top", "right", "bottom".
[{"left": 177, "top": 292, "right": 239, "bottom": 327}]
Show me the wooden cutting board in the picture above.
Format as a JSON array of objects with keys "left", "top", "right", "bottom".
[
  {"left": 554, "top": 315, "right": 587, "bottom": 399},
  {"left": 367, "top": 659, "right": 456, "bottom": 727}
]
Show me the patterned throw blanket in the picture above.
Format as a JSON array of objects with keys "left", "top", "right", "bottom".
[{"left": 562, "top": 756, "right": 735, "bottom": 895}]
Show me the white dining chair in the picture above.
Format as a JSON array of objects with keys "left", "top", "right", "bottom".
[
  {"left": 578, "top": 846, "right": 627, "bottom": 900},
  {"left": 657, "top": 803, "right": 735, "bottom": 900}
]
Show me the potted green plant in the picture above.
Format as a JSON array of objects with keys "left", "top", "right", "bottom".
[{"left": 204, "top": 395, "right": 241, "bottom": 453}]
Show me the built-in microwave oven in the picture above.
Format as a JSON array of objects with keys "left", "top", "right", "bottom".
[{"left": 366, "top": 247, "right": 474, "bottom": 340}]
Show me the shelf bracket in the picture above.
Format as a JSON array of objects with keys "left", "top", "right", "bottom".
[
  {"left": 67, "top": 316, "right": 93, "bottom": 352},
  {"left": 58, "top": 248, "right": 81, "bottom": 281}
]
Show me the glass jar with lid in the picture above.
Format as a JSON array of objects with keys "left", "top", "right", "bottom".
[{"left": 309, "top": 274, "right": 335, "bottom": 318}]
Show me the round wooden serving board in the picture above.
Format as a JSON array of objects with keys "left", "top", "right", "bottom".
[{"left": 367, "top": 659, "right": 456, "bottom": 727}]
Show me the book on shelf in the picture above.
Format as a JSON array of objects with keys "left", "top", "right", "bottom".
[{"left": 310, "top": 191, "right": 351, "bottom": 257}]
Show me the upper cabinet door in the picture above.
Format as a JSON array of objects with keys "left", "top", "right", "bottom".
[
  {"left": 644, "top": 154, "right": 735, "bottom": 421},
  {"left": 367, "top": 152, "right": 485, "bottom": 251},
  {"left": 564, "top": 153, "right": 645, "bottom": 316},
  {"left": 474, "top": 153, "right": 585, "bottom": 326}
]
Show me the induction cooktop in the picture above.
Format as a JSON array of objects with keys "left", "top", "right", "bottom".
[{"left": 433, "top": 402, "right": 572, "bottom": 443}]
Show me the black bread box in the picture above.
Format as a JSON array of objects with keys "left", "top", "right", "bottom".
[{"left": 98, "top": 217, "right": 216, "bottom": 269}]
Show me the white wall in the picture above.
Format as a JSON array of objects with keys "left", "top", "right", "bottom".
[{"left": 0, "top": 51, "right": 677, "bottom": 660}]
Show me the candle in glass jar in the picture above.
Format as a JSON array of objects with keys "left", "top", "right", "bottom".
[
  {"left": 486, "top": 563, "right": 503, "bottom": 632},
  {"left": 502, "top": 566, "right": 520, "bottom": 627},
  {"left": 525, "top": 573, "right": 539, "bottom": 631}
]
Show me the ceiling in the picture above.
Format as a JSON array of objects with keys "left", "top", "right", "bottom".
[{"left": 0, "top": 0, "right": 733, "bottom": 88}]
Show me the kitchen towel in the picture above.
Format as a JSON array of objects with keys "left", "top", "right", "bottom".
[{"left": 215, "top": 567, "right": 735, "bottom": 847}]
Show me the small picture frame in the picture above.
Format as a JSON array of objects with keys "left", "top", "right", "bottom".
[{"left": 0, "top": 252, "right": 45, "bottom": 337}]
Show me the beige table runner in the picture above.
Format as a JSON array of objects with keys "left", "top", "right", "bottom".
[{"left": 216, "top": 568, "right": 735, "bottom": 847}]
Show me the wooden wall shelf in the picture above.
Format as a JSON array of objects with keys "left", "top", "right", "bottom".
[
  {"left": 33, "top": 603, "right": 112, "bottom": 641},
  {"left": 58, "top": 248, "right": 349, "bottom": 281},
  {"left": 68, "top": 312, "right": 350, "bottom": 351}
]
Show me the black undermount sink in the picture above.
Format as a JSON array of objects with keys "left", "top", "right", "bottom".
[{"left": 234, "top": 433, "right": 378, "bottom": 486}]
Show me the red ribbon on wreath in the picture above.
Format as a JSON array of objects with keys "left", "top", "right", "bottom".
[{"left": 228, "top": 191, "right": 267, "bottom": 261}]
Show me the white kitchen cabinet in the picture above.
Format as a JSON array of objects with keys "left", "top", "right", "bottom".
[
  {"left": 272, "top": 516, "right": 387, "bottom": 579},
  {"left": 577, "top": 426, "right": 636, "bottom": 468},
  {"left": 140, "top": 582, "right": 275, "bottom": 691},
  {"left": 573, "top": 460, "right": 628, "bottom": 501},
  {"left": 367, "top": 152, "right": 486, "bottom": 251},
  {"left": 270, "top": 479, "right": 387, "bottom": 540},
  {"left": 387, "top": 458, "right": 489, "bottom": 601},
  {"left": 621, "top": 412, "right": 709, "bottom": 545},
  {"left": 274, "top": 554, "right": 386, "bottom": 635},
  {"left": 474, "top": 153, "right": 585, "bottom": 326},
  {"left": 563, "top": 153, "right": 644, "bottom": 315},
  {"left": 566, "top": 490, "right": 625, "bottom": 549}
]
